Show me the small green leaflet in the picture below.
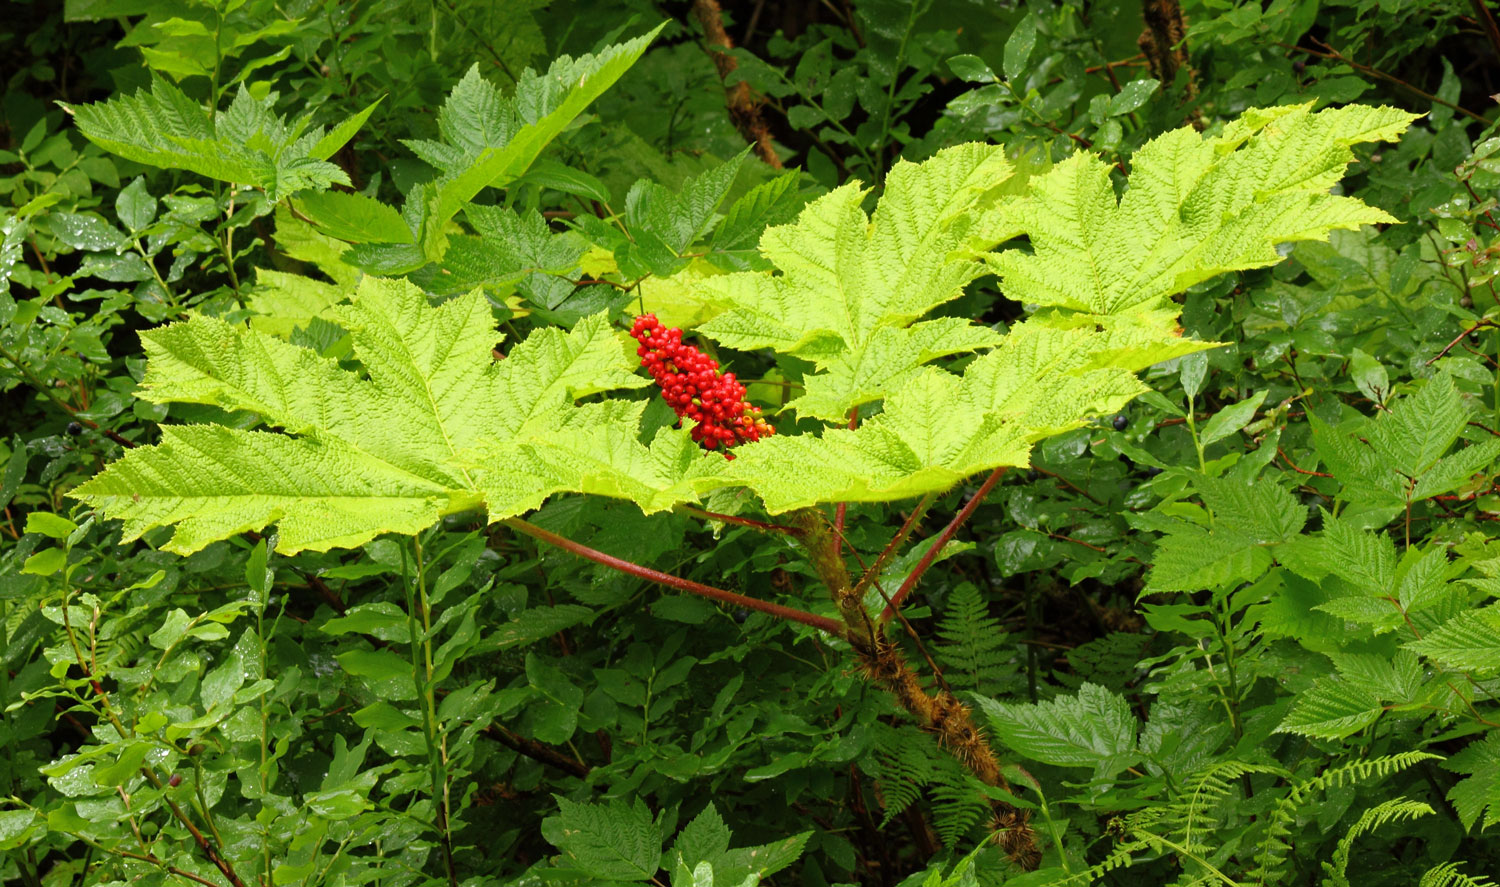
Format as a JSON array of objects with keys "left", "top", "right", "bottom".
[
  {"left": 322, "top": 25, "right": 664, "bottom": 274},
  {"left": 70, "top": 75, "right": 379, "bottom": 200}
]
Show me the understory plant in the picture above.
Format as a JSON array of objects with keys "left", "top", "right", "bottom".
[{"left": 5, "top": 2, "right": 1500, "bottom": 886}]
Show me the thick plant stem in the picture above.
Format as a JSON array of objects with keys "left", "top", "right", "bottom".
[
  {"left": 786, "top": 506, "right": 1037, "bottom": 869},
  {"left": 503, "top": 518, "right": 844, "bottom": 636}
]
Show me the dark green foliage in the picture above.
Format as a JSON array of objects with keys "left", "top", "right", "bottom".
[{"left": 4, "top": 1, "right": 1500, "bottom": 885}]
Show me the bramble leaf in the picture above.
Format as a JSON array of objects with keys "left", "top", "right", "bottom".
[
  {"left": 335, "top": 26, "right": 663, "bottom": 274},
  {"left": 70, "top": 76, "right": 379, "bottom": 200},
  {"left": 976, "top": 682, "right": 1139, "bottom": 777},
  {"left": 541, "top": 796, "right": 663, "bottom": 881}
]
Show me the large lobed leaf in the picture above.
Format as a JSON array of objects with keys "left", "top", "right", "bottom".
[
  {"left": 697, "top": 142, "right": 1016, "bottom": 421},
  {"left": 988, "top": 102, "right": 1419, "bottom": 319},
  {"left": 71, "top": 278, "right": 720, "bottom": 554}
]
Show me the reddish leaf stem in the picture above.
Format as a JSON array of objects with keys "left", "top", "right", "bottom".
[
  {"left": 880, "top": 467, "right": 1007, "bottom": 622},
  {"left": 677, "top": 504, "right": 801, "bottom": 534},
  {"left": 503, "top": 517, "right": 844, "bottom": 636}
]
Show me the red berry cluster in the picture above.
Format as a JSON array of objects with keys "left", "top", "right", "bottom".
[{"left": 630, "top": 314, "right": 774, "bottom": 458}]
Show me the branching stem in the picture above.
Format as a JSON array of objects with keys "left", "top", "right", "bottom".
[{"left": 881, "top": 468, "right": 1006, "bottom": 621}]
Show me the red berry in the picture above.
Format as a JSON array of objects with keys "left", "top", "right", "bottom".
[{"left": 629, "top": 314, "right": 775, "bottom": 457}]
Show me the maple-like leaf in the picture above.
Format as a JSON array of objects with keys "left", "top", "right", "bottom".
[
  {"left": 70, "top": 278, "right": 718, "bottom": 554},
  {"left": 987, "top": 102, "right": 1419, "bottom": 319},
  {"left": 696, "top": 142, "right": 1017, "bottom": 421}
]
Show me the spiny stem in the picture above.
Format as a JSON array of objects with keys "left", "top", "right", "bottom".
[
  {"left": 503, "top": 518, "right": 844, "bottom": 636},
  {"left": 881, "top": 468, "right": 1006, "bottom": 622}
]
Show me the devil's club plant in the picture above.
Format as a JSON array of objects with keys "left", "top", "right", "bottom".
[{"left": 67, "top": 100, "right": 1417, "bottom": 868}]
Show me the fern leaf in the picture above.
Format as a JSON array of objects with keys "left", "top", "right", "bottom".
[
  {"left": 934, "top": 583, "right": 1016, "bottom": 692},
  {"left": 1420, "top": 861, "right": 1499, "bottom": 887},
  {"left": 1322, "top": 797, "right": 1434, "bottom": 887}
]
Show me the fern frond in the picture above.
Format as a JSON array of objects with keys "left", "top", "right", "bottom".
[
  {"left": 1173, "top": 761, "right": 1286, "bottom": 851},
  {"left": 928, "top": 776, "right": 989, "bottom": 847},
  {"left": 1420, "top": 861, "right": 1499, "bottom": 887},
  {"left": 1321, "top": 797, "right": 1434, "bottom": 887},
  {"left": 1252, "top": 752, "right": 1438, "bottom": 883},
  {"left": 934, "top": 583, "right": 1016, "bottom": 692},
  {"left": 1048, "top": 845, "right": 1140, "bottom": 887}
]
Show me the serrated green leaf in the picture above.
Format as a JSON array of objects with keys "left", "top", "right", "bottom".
[
  {"left": 393, "top": 27, "right": 662, "bottom": 270},
  {"left": 1370, "top": 374, "right": 1469, "bottom": 478},
  {"left": 493, "top": 605, "right": 594, "bottom": 651},
  {"left": 985, "top": 103, "right": 1418, "bottom": 318},
  {"left": 1275, "top": 676, "right": 1382, "bottom": 739},
  {"left": 1443, "top": 733, "right": 1500, "bottom": 831},
  {"left": 541, "top": 797, "right": 663, "bottom": 881},
  {"left": 72, "top": 280, "right": 689, "bottom": 554},
  {"left": 976, "top": 683, "right": 1139, "bottom": 777},
  {"left": 246, "top": 268, "right": 351, "bottom": 338},
  {"left": 1406, "top": 606, "right": 1500, "bottom": 675},
  {"left": 70, "top": 76, "right": 361, "bottom": 199},
  {"left": 671, "top": 804, "right": 731, "bottom": 872},
  {"left": 699, "top": 143, "right": 1017, "bottom": 417},
  {"left": 292, "top": 191, "right": 413, "bottom": 244}
]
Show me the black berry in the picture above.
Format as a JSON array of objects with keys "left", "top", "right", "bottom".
[
  {"left": 733, "top": 609, "right": 749, "bottom": 624},
  {"left": 66, "top": 422, "right": 83, "bottom": 436},
  {"left": 1112, "top": 415, "right": 1129, "bottom": 431},
  {"left": 1144, "top": 466, "right": 1163, "bottom": 478},
  {"left": 1026, "top": 469, "right": 1040, "bottom": 482}
]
